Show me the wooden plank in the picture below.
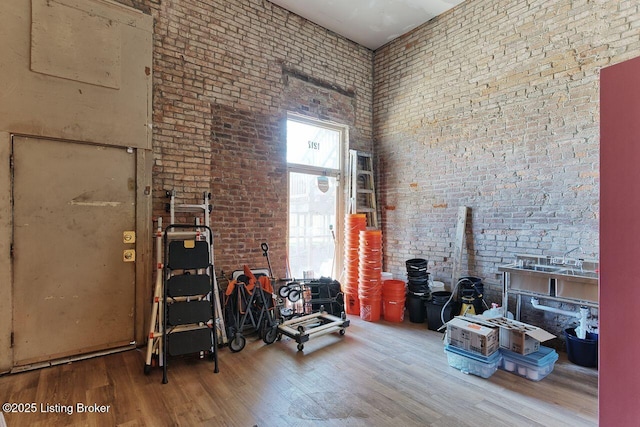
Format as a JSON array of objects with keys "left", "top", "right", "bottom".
[{"left": 451, "top": 206, "right": 469, "bottom": 289}]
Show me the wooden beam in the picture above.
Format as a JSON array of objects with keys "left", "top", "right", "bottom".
[{"left": 451, "top": 206, "right": 469, "bottom": 291}]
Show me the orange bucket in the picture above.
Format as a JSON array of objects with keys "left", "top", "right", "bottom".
[
  {"left": 382, "top": 279, "right": 405, "bottom": 322},
  {"left": 344, "top": 292, "right": 360, "bottom": 315},
  {"left": 345, "top": 214, "right": 366, "bottom": 302},
  {"left": 383, "top": 299, "right": 405, "bottom": 322},
  {"left": 358, "top": 229, "right": 383, "bottom": 302},
  {"left": 360, "top": 297, "right": 381, "bottom": 322},
  {"left": 383, "top": 279, "right": 406, "bottom": 292}
]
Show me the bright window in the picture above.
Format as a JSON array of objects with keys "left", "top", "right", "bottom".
[{"left": 287, "top": 115, "right": 345, "bottom": 280}]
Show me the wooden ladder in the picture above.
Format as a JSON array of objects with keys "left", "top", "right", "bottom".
[{"left": 348, "top": 150, "right": 378, "bottom": 228}]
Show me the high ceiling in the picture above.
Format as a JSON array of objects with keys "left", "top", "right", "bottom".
[{"left": 269, "top": 0, "right": 465, "bottom": 50}]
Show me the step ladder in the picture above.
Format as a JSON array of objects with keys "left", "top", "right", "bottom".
[
  {"left": 161, "top": 223, "right": 219, "bottom": 383},
  {"left": 144, "top": 191, "right": 227, "bottom": 378},
  {"left": 165, "top": 190, "right": 227, "bottom": 346},
  {"left": 348, "top": 150, "right": 378, "bottom": 228}
]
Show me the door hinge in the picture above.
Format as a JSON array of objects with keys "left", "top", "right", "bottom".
[
  {"left": 10, "top": 243, "right": 13, "bottom": 259},
  {"left": 10, "top": 332, "right": 14, "bottom": 348}
]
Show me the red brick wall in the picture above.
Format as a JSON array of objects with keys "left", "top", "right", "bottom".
[
  {"left": 115, "top": 0, "right": 373, "bottom": 279},
  {"left": 374, "top": 0, "right": 639, "bottom": 336},
  {"left": 209, "top": 104, "right": 287, "bottom": 276}
]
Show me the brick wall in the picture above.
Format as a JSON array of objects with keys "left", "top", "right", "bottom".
[
  {"left": 115, "top": 0, "right": 373, "bottom": 279},
  {"left": 111, "top": 0, "right": 639, "bottom": 343},
  {"left": 374, "top": 0, "right": 639, "bottom": 341}
]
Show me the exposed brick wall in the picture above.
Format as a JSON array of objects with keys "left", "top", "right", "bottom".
[
  {"left": 112, "top": 0, "right": 374, "bottom": 280},
  {"left": 111, "top": 0, "right": 636, "bottom": 345},
  {"left": 210, "top": 104, "right": 287, "bottom": 276},
  {"left": 374, "top": 0, "right": 639, "bottom": 343}
]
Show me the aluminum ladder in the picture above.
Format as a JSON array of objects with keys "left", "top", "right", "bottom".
[{"left": 348, "top": 150, "right": 378, "bottom": 228}]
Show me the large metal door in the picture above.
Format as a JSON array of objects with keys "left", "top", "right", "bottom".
[{"left": 12, "top": 136, "right": 136, "bottom": 366}]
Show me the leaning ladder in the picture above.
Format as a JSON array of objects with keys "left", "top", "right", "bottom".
[
  {"left": 144, "top": 216, "right": 166, "bottom": 374},
  {"left": 348, "top": 150, "right": 378, "bottom": 228}
]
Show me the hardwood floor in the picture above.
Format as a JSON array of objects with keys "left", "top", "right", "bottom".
[{"left": 0, "top": 316, "right": 598, "bottom": 426}]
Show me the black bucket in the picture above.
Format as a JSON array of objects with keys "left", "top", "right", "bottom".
[
  {"left": 564, "top": 328, "right": 598, "bottom": 368},
  {"left": 426, "top": 291, "right": 457, "bottom": 332},
  {"left": 407, "top": 277, "right": 430, "bottom": 294},
  {"left": 406, "top": 258, "right": 430, "bottom": 296},
  {"left": 407, "top": 275, "right": 430, "bottom": 284},
  {"left": 406, "top": 292, "right": 427, "bottom": 323},
  {"left": 431, "top": 291, "right": 452, "bottom": 305},
  {"left": 406, "top": 258, "right": 428, "bottom": 271},
  {"left": 407, "top": 267, "right": 428, "bottom": 281}
]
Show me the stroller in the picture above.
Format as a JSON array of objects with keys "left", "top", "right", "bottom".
[{"left": 224, "top": 265, "right": 278, "bottom": 352}]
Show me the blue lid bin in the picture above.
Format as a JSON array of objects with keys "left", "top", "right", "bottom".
[
  {"left": 444, "top": 344, "right": 502, "bottom": 378},
  {"left": 499, "top": 346, "right": 559, "bottom": 381}
]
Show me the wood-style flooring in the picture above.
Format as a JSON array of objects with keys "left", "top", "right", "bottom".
[{"left": 0, "top": 316, "right": 598, "bottom": 426}]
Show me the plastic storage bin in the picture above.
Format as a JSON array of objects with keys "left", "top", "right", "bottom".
[
  {"left": 499, "top": 346, "right": 559, "bottom": 381},
  {"left": 444, "top": 344, "right": 502, "bottom": 378}
]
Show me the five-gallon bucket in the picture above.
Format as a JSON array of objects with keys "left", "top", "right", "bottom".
[
  {"left": 426, "top": 291, "right": 457, "bottom": 332},
  {"left": 382, "top": 279, "right": 406, "bottom": 322},
  {"left": 360, "top": 298, "right": 381, "bottom": 321},
  {"left": 407, "top": 292, "right": 427, "bottom": 323},
  {"left": 383, "top": 299, "right": 405, "bottom": 322},
  {"left": 344, "top": 292, "right": 360, "bottom": 315}
]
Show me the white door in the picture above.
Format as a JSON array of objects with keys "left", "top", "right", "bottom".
[
  {"left": 12, "top": 137, "right": 136, "bottom": 366},
  {"left": 287, "top": 115, "right": 345, "bottom": 280}
]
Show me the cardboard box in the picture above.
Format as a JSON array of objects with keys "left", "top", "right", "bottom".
[
  {"left": 479, "top": 316, "right": 555, "bottom": 355},
  {"left": 446, "top": 317, "right": 499, "bottom": 356}
]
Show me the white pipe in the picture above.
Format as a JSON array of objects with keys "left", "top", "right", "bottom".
[
  {"left": 577, "top": 306, "right": 589, "bottom": 339},
  {"left": 530, "top": 297, "right": 589, "bottom": 339},
  {"left": 531, "top": 297, "right": 580, "bottom": 318}
]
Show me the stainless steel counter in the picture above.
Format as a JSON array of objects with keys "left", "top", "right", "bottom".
[{"left": 499, "top": 254, "right": 599, "bottom": 319}]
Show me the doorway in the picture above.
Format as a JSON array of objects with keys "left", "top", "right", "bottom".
[
  {"left": 287, "top": 115, "right": 346, "bottom": 280},
  {"left": 12, "top": 136, "right": 137, "bottom": 366}
]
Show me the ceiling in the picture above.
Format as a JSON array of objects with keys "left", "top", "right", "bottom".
[{"left": 269, "top": 0, "right": 465, "bottom": 50}]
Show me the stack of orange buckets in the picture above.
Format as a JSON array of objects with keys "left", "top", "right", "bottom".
[
  {"left": 343, "top": 214, "right": 367, "bottom": 315},
  {"left": 382, "top": 279, "right": 406, "bottom": 322},
  {"left": 358, "top": 229, "right": 383, "bottom": 321}
]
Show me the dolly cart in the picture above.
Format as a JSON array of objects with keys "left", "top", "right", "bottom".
[{"left": 277, "top": 306, "right": 350, "bottom": 351}]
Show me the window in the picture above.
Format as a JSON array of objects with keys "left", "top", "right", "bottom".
[{"left": 287, "top": 114, "right": 346, "bottom": 280}]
